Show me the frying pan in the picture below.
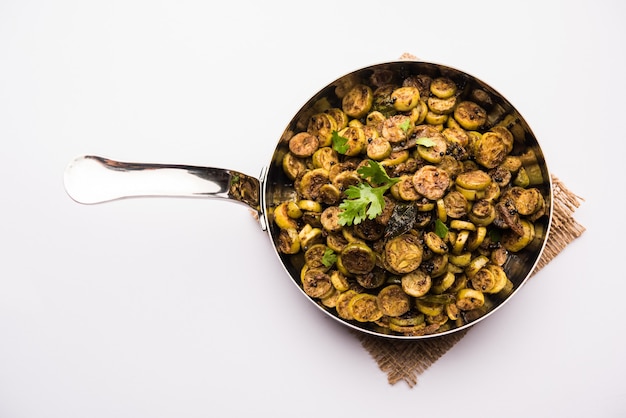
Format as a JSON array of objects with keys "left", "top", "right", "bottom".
[{"left": 64, "top": 59, "right": 553, "bottom": 339}]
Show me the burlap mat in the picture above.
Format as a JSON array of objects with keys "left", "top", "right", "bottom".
[{"left": 354, "top": 175, "right": 585, "bottom": 387}]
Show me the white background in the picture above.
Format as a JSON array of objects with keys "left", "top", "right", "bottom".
[{"left": 1, "top": 1, "right": 624, "bottom": 417}]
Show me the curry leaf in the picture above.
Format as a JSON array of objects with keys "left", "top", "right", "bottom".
[
  {"left": 384, "top": 203, "right": 418, "bottom": 239},
  {"left": 489, "top": 228, "right": 502, "bottom": 243},
  {"left": 434, "top": 219, "right": 449, "bottom": 239}
]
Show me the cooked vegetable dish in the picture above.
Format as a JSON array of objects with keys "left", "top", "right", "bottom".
[{"left": 271, "top": 64, "right": 549, "bottom": 337}]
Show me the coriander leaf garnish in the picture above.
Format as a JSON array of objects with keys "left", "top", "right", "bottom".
[
  {"left": 339, "top": 184, "right": 386, "bottom": 226},
  {"left": 416, "top": 137, "right": 436, "bottom": 147},
  {"left": 338, "top": 160, "right": 399, "bottom": 226},
  {"left": 356, "top": 160, "right": 398, "bottom": 186},
  {"left": 321, "top": 248, "right": 337, "bottom": 267},
  {"left": 331, "top": 130, "right": 349, "bottom": 154},
  {"left": 434, "top": 219, "right": 449, "bottom": 239}
]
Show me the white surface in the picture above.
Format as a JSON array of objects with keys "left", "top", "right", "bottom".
[{"left": 1, "top": 1, "right": 624, "bottom": 417}]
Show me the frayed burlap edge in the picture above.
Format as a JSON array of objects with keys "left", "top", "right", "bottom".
[
  {"left": 531, "top": 177, "right": 586, "bottom": 273},
  {"left": 355, "top": 175, "right": 585, "bottom": 387}
]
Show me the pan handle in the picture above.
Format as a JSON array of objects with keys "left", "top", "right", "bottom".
[{"left": 64, "top": 155, "right": 262, "bottom": 213}]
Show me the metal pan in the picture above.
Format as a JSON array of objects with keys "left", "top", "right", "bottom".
[{"left": 64, "top": 59, "right": 553, "bottom": 339}]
